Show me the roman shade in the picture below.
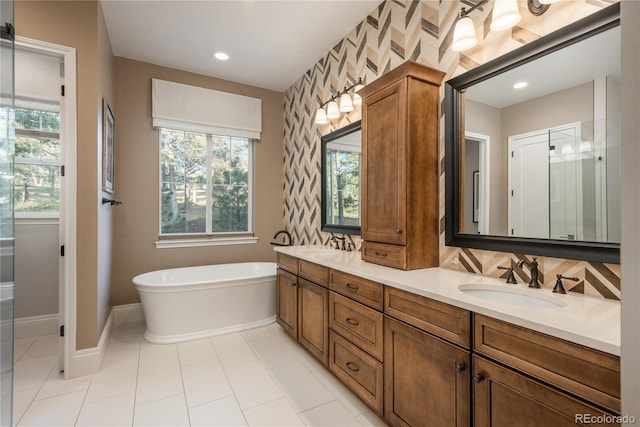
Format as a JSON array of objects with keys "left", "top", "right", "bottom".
[{"left": 151, "top": 78, "right": 262, "bottom": 139}]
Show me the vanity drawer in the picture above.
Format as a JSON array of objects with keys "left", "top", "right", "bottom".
[
  {"left": 277, "top": 253, "right": 299, "bottom": 275},
  {"left": 298, "top": 259, "right": 329, "bottom": 287},
  {"left": 329, "top": 270, "right": 384, "bottom": 310},
  {"left": 361, "top": 242, "right": 406, "bottom": 270},
  {"left": 329, "top": 330, "right": 383, "bottom": 414},
  {"left": 384, "top": 287, "right": 471, "bottom": 349},
  {"left": 474, "top": 314, "right": 621, "bottom": 413},
  {"left": 329, "top": 292, "right": 384, "bottom": 361}
]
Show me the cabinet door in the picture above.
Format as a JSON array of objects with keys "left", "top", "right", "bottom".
[
  {"left": 384, "top": 316, "right": 470, "bottom": 427},
  {"left": 276, "top": 268, "right": 298, "bottom": 338},
  {"left": 362, "top": 79, "right": 407, "bottom": 245},
  {"left": 473, "top": 356, "right": 620, "bottom": 427},
  {"left": 298, "top": 278, "right": 329, "bottom": 366}
]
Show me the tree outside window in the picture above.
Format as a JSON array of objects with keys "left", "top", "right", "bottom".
[{"left": 160, "top": 129, "right": 252, "bottom": 235}]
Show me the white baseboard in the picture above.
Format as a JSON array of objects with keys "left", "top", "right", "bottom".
[
  {"left": 14, "top": 313, "right": 58, "bottom": 339},
  {"left": 112, "top": 303, "right": 145, "bottom": 325},
  {"left": 72, "top": 309, "right": 114, "bottom": 378}
]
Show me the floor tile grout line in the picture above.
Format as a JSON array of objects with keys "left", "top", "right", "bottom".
[
  {"left": 210, "top": 335, "right": 251, "bottom": 426},
  {"left": 14, "top": 347, "right": 60, "bottom": 426}
]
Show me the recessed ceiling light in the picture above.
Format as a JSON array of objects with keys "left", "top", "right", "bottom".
[
  {"left": 513, "top": 81, "right": 528, "bottom": 89},
  {"left": 213, "top": 52, "right": 229, "bottom": 61}
]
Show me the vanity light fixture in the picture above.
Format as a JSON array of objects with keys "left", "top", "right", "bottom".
[
  {"left": 314, "top": 77, "right": 365, "bottom": 124},
  {"left": 452, "top": 0, "right": 555, "bottom": 53}
]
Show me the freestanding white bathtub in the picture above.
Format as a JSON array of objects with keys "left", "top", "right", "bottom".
[{"left": 133, "top": 262, "right": 277, "bottom": 344}]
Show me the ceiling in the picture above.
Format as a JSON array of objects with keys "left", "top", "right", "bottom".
[
  {"left": 101, "top": 0, "right": 380, "bottom": 92},
  {"left": 465, "top": 26, "right": 620, "bottom": 109}
]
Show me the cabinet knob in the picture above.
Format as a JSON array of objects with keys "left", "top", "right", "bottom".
[
  {"left": 396, "top": 228, "right": 402, "bottom": 234},
  {"left": 455, "top": 362, "right": 466, "bottom": 374},
  {"left": 346, "top": 362, "right": 360, "bottom": 372},
  {"left": 346, "top": 283, "right": 359, "bottom": 292},
  {"left": 291, "top": 283, "right": 297, "bottom": 287},
  {"left": 473, "top": 373, "right": 485, "bottom": 383},
  {"left": 346, "top": 317, "right": 359, "bottom": 327}
]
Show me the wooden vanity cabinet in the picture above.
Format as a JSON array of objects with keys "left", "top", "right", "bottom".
[
  {"left": 276, "top": 258, "right": 329, "bottom": 367},
  {"left": 473, "top": 356, "right": 619, "bottom": 427},
  {"left": 359, "top": 61, "right": 445, "bottom": 270},
  {"left": 383, "top": 287, "right": 471, "bottom": 427}
]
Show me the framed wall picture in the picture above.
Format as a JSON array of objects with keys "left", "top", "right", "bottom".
[{"left": 102, "top": 99, "right": 115, "bottom": 194}]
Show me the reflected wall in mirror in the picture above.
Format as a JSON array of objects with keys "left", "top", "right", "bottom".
[
  {"left": 321, "top": 121, "right": 361, "bottom": 235},
  {"left": 445, "top": 4, "right": 620, "bottom": 263}
]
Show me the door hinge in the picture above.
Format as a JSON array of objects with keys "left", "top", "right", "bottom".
[
  {"left": 511, "top": 190, "right": 514, "bottom": 196},
  {"left": 0, "top": 23, "right": 15, "bottom": 41},
  {"left": 61, "top": 85, "right": 65, "bottom": 96},
  {"left": 511, "top": 228, "right": 514, "bottom": 235},
  {"left": 59, "top": 325, "right": 64, "bottom": 337},
  {"left": 511, "top": 151, "right": 514, "bottom": 158},
  {"left": 61, "top": 165, "right": 65, "bottom": 177},
  {"left": 60, "top": 245, "right": 65, "bottom": 257}
]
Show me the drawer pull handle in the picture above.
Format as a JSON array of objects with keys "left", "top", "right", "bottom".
[
  {"left": 346, "top": 283, "right": 359, "bottom": 292},
  {"left": 396, "top": 228, "right": 402, "bottom": 234},
  {"left": 346, "top": 318, "right": 359, "bottom": 327},
  {"left": 291, "top": 283, "right": 297, "bottom": 287},
  {"left": 455, "top": 363, "right": 466, "bottom": 373},
  {"left": 473, "top": 373, "right": 485, "bottom": 383},
  {"left": 374, "top": 251, "right": 388, "bottom": 258},
  {"left": 346, "top": 362, "right": 359, "bottom": 372}
]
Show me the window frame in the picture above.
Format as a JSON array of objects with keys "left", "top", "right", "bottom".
[
  {"left": 13, "top": 111, "right": 61, "bottom": 219},
  {"left": 157, "top": 127, "right": 255, "bottom": 241}
]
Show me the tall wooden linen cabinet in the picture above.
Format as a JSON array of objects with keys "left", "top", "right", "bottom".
[{"left": 359, "top": 61, "right": 445, "bottom": 270}]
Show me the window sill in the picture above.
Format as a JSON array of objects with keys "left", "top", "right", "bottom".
[{"left": 154, "top": 236, "right": 259, "bottom": 249}]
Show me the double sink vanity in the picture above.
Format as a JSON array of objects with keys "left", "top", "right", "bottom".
[{"left": 274, "top": 245, "right": 621, "bottom": 426}]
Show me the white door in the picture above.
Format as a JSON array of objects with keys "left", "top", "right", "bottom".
[{"left": 509, "top": 132, "right": 550, "bottom": 238}]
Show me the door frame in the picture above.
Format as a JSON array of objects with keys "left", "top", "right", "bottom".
[
  {"left": 465, "top": 132, "right": 490, "bottom": 235},
  {"left": 15, "top": 37, "right": 77, "bottom": 378}
]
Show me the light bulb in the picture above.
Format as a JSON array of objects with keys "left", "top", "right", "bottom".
[
  {"left": 326, "top": 100, "right": 340, "bottom": 119},
  {"left": 452, "top": 15, "right": 478, "bottom": 52},
  {"left": 339, "top": 92, "right": 354, "bottom": 113},
  {"left": 353, "top": 83, "right": 364, "bottom": 106},
  {"left": 314, "top": 107, "right": 328, "bottom": 124},
  {"left": 490, "top": 0, "right": 521, "bottom": 31}
]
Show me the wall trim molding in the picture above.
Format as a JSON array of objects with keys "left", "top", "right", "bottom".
[
  {"left": 113, "top": 302, "right": 145, "bottom": 325},
  {"left": 72, "top": 308, "right": 113, "bottom": 378},
  {"left": 14, "top": 313, "right": 57, "bottom": 339}
]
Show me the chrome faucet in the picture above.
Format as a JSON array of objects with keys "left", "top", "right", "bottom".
[
  {"left": 271, "top": 230, "right": 292, "bottom": 246},
  {"left": 517, "top": 257, "right": 540, "bottom": 288}
]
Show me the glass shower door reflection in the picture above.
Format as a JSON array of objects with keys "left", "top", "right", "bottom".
[{"left": 0, "top": 1, "right": 14, "bottom": 425}]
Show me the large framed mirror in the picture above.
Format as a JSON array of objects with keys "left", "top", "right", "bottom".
[
  {"left": 445, "top": 3, "right": 620, "bottom": 263},
  {"left": 321, "top": 121, "right": 361, "bottom": 235}
]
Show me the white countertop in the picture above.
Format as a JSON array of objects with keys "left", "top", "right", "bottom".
[{"left": 274, "top": 245, "right": 621, "bottom": 356}]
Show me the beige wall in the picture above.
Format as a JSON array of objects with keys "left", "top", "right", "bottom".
[
  {"left": 16, "top": 0, "right": 111, "bottom": 349},
  {"left": 110, "top": 58, "right": 284, "bottom": 306}
]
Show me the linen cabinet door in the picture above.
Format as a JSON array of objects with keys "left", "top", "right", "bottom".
[
  {"left": 472, "top": 356, "right": 620, "bottom": 427},
  {"left": 384, "top": 316, "right": 470, "bottom": 427},
  {"left": 298, "top": 278, "right": 329, "bottom": 366},
  {"left": 276, "top": 268, "right": 298, "bottom": 338},
  {"left": 361, "top": 79, "right": 407, "bottom": 246}
]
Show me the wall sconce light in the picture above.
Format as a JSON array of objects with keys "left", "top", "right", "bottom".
[
  {"left": 315, "top": 77, "right": 365, "bottom": 124},
  {"left": 452, "top": 0, "right": 556, "bottom": 53}
]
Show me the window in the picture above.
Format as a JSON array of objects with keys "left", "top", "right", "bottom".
[
  {"left": 13, "top": 108, "right": 61, "bottom": 215},
  {"left": 159, "top": 128, "right": 253, "bottom": 235}
]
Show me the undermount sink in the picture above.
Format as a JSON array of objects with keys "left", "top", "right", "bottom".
[
  {"left": 302, "top": 248, "right": 341, "bottom": 255},
  {"left": 458, "top": 283, "right": 567, "bottom": 309}
]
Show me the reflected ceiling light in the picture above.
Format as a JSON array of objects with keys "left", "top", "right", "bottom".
[
  {"left": 491, "top": 0, "right": 521, "bottom": 31},
  {"left": 213, "top": 52, "right": 229, "bottom": 61},
  {"left": 314, "top": 77, "right": 365, "bottom": 125},
  {"left": 513, "top": 81, "right": 528, "bottom": 89},
  {"left": 580, "top": 140, "right": 593, "bottom": 153},
  {"left": 561, "top": 144, "right": 573, "bottom": 155}
]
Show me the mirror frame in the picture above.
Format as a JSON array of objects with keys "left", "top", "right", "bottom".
[
  {"left": 444, "top": 3, "right": 620, "bottom": 264},
  {"left": 321, "top": 120, "right": 362, "bottom": 235}
]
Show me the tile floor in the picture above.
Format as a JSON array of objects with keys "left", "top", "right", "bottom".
[{"left": 12, "top": 321, "right": 388, "bottom": 426}]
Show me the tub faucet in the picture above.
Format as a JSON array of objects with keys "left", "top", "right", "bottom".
[
  {"left": 517, "top": 257, "right": 541, "bottom": 288},
  {"left": 271, "top": 230, "right": 292, "bottom": 246}
]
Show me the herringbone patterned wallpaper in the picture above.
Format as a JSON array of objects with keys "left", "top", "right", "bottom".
[{"left": 283, "top": 0, "right": 620, "bottom": 300}]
